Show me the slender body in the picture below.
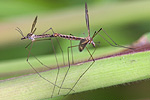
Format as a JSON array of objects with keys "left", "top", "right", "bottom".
[
  {"left": 16, "top": 16, "right": 74, "bottom": 98},
  {"left": 55, "top": 3, "right": 133, "bottom": 95},
  {"left": 53, "top": 33, "right": 84, "bottom": 40},
  {"left": 52, "top": 32, "right": 96, "bottom": 51},
  {"left": 55, "top": 3, "right": 97, "bottom": 95},
  {"left": 21, "top": 34, "right": 53, "bottom": 40},
  {"left": 17, "top": 3, "right": 133, "bottom": 97}
]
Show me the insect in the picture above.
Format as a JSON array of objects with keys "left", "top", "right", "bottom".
[
  {"left": 16, "top": 16, "right": 74, "bottom": 98},
  {"left": 50, "top": 3, "right": 133, "bottom": 95}
]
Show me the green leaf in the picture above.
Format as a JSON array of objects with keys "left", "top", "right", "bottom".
[{"left": 0, "top": 46, "right": 150, "bottom": 100}]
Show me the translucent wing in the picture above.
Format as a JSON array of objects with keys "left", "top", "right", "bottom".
[
  {"left": 31, "top": 16, "right": 38, "bottom": 33},
  {"left": 85, "top": 3, "right": 90, "bottom": 37},
  {"left": 79, "top": 39, "right": 88, "bottom": 52}
]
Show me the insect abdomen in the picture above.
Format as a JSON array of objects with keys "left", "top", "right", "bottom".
[{"left": 53, "top": 33, "right": 82, "bottom": 40}]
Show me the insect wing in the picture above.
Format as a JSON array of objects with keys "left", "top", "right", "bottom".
[
  {"left": 79, "top": 39, "right": 88, "bottom": 52},
  {"left": 85, "top": 3, "right": 90, "bottom": 36},
  {"left": 31, "top": 16, "right": 38, "bottom": 33}
]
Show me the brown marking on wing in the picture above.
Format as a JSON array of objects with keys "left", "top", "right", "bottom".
[{"left": 79, "top": 39, "right": 88, "bottom": 52}]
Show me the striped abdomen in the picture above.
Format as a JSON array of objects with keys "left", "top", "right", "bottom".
[
  {"left": 34, "top": 34, "right": 53, "bottom": 39},
  {"left": 53, "top": 33, "right": 83, "bottom": 40}
]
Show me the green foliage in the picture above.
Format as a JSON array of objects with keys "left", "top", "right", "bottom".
[
  {"left": 0, "top": 46, "right": 150, "bottom": 99},
  {"left": 1, "top": 1, "right": 150, "bottom": 61},
  {"left": 0, "top": 1, "right": 150, "bottom": 99}
]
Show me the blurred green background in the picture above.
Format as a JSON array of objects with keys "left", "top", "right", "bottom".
[
  {"left": 1, "top": 0, "right": 150, "bottom": 61},
  {"left": 0, "top": 0, "right": 150, "bottom": 100}
]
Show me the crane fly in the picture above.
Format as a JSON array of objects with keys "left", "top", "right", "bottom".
[
  {"left": 50, "top": 3, "right": 133, "bottom": 95},
  {"left": 16, "top": 16, "right": 74, "bottom": 98},
  {"left": 16, "top": 3, "right": 133, "bottom": 97}
]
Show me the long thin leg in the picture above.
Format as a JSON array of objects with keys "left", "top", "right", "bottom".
[
  {"left": 25, "top": 39, "right": 52, "bottom": 68},
  {"left": 56, "top": 37, "right": 65, "bottom": 66},
  {"left": 86, "top": 47, "right": 95, "bottom": 62},
  {"left": 27, "top": 60, "right": 74, "bottom": 90},
  {"left": 51, "top": 38, "right": 67, "bottom": 97},
  {"left": 88, "top": 41, "right": 100, "bottom": 60},
  {"left": 69, "top": 34, "right": 75, "bottom": 64},
  {"left": 70, "top": 40, "right": 74, "bottom": 64},
  {"left": 45, "top": 27, "right": 66, "bottom": 65},
  {"left": 66, "top": 47, "right": 95, "bottom": 95},
  {"left": 49, "top": 28, "right": 66, "bottom": 66},
  {"left": 25, "top": 39, "right": 75, "bottom": 95},
  {"left": 42, "top": 27, "right": 53, "bottom": 34},
  {"left": 58, "top": 45, "right": 79, "bottom": 95},
  {"left": 42, "top": 28, "right": 68, "bottom": 97},
  {"left": 88, "top": 47, "right": 96, "bottom": 61},
  {"left": 51, "top": 39, "right": 60, "bottom": 98},
  {"left": 97, "top": 28, "right": 134, "bottom": 49},
  {"left": 48, "top": 28, "right": 66, "bottom": 66},
  {"left": 26, "top": 41, "right": 33, "bottom": 62}
]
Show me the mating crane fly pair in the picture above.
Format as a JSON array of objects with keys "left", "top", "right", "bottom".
[{"left": 16, "top": 3, "right": 133, "bottom": 98}]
